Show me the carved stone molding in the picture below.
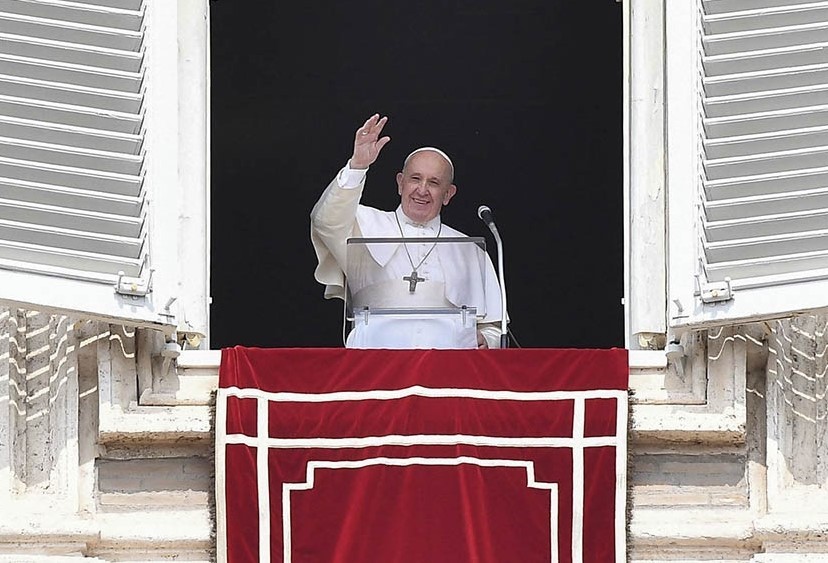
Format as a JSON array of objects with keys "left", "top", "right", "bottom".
[{"left": 766, "top": 314, "right": 828, "bottom": 513}]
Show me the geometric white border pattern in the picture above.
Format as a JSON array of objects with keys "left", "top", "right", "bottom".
[
  {"left": 216, "top": 386, "right": 628, "bottom": 563},
  {"left": 283, "top": 458, "right": 559, "bottom": 563}
]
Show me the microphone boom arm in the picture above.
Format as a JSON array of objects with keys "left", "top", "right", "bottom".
[{"left": 478, "top": 206, "right": 508, "bottom": 348}]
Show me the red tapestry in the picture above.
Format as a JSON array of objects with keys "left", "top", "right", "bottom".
[{"left": 216, "top": 347, "right": 629, "bottom": 563}]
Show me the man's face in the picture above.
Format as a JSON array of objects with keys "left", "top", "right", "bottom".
[{"left": 396, "top": 151, "right": 457, "bottom": 224}]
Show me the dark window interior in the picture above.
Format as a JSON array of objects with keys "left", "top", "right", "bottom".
[{"left": 209, "top": 0, "right": 623, "bottom": 349}]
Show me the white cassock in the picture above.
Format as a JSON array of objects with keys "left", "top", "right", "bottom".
[{"left": 311, "top": 165, "right": 504, "bottom": 349}]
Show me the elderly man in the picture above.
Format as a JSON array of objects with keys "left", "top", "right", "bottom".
[{"left": 311, "top": 114, "right": 503, "bottom": 348}]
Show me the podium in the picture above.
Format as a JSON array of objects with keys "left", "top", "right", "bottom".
[{"left": 344, "top": 236, "right": 492, "bottom": 349}]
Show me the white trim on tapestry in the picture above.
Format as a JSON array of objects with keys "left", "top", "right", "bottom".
[
  {"left": 257, "top": 397, "right": 271, "bottom": 563},
  {"left": 614, "top": 391, "right": 629, "bottom": 562},
  {"left": 222, "top": 385, "right": 627, "bottom": 403},
  {"left": 572, "top": 396, "right": 585, "bottom": 563},
  {"left": 282, "top": 457, "right": 561, "bottom": 563},
  {"left": 219, "top": 386, "right": 628, "bottom": 563},
  {"left": 215, "top": 388, "right": 229, "bottom": 563},
  {"left": 223, "top": 434, "right": 622, "bottom": 450}
]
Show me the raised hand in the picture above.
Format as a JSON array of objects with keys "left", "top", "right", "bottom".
[{"left": 350, "top": 114, "right": 391, "bottom": 169}]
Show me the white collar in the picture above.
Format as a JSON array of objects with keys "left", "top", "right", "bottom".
[{"left": 395, "top": 206, "right": 441, "bottom": 231}]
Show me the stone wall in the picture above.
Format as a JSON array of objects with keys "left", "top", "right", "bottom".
[
  {"left": 3, "top": 307, "right": 828, "bottom": 561},
  {"left": 0, "top": 308, "right": 212, "bottom": 562}
]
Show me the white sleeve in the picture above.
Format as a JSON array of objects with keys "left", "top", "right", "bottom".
[
  {"left": 310, "top": 167, "right": 366, "bottom": 300},
  {"left": 478, "top": 323, "right": 503, "bottom": 349},
  {"left": 337, "top": 161, "right": 369, "bottom": 189}
]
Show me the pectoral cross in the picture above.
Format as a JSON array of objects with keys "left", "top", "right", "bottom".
[{"left": 403, "top": 270, "right": 425, "bottom": 292}]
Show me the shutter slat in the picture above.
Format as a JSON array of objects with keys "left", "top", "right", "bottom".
[
  {"left": 0, "top": 115, "right": 141, "bottom": 153},
  {"left": 0, "top": 95, "right": 142, "bottom": 133},
  {"left": 705, "top": 125, "right": 828, "bottom": 158},
  {"left": 0, "top": 238, "right": 142, "bottom": 276},
  {"left": 0, "top": 177, "right": 140, "bottom": 216},
  {"left": 705, "top": 145, "right": 828, "bottom": 179},
  {"left": 0, "top": 75, "right": 142, "bottom": 113},
  {"left": 703, "top": 4, "right": 828, "bottom": 35},
  {"left": 705, "top": 167, "right": 828, "bottom": 199},
  {"left": 705, "top": 208, "right": 828, "bottom": 241},
  {"left": 705, "top": 186, "right": 828, "bottom": 220},
  {"left": 705, "top": 85, "right": 828, "bottom": 118},
  {"left": 705, "top": 105, "right": 828, "bottom": 137},
  {"left": 0, "top": 32, "right": 142, "bottom": 72},
  {"left": 0, "top": 13, "right": 142, "bottom": 51},
  {"left": 0, "top": 53, "right": 142, "bottom": 91},
  {"left": 0, "top": 0, "right": 144, "bottom": 30},
  {"left": 0, "top": 219, "right": 142, "bottom": 257},
  {"left": 0, "top": 136, "right": 143, "bottom": 174},
  {"left": 704, "top": 64, "right": 828, "bottom": 97},
  {"left": 705, "top": 22, "right": 828, "bottom": 56},
  {"left": 0, "top": 156, "right": 141, "bottom": 195},
  {"left": 706, "top": 250, "right": 828, "bottom": 281},
  {"left": 706, "top": 229, "right": 828, "bottom": 261},
  {"left": 0, "top": 197, "right": 142, "bottom": 237},
  {"left": 704, "top": 42, "right": 828, "bottom": 76},
  {"left": 90, "top": 0, "right": 142, "bottom": 10},
  {"left": 704, "top": 0, "right": 824, "bottom": 15}
]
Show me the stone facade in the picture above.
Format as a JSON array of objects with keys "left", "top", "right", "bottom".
[
  {"left": 630, "top": 316, "right": 828, "bottom": 562},
  {"left": 0, "top": 308, "right": 212, "bottom": 562},
  {"left": 2, "top": 307, "right": 828, "bottom": 561}
]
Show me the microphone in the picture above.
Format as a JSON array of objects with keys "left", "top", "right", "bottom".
[
  {"left": 477, "top": 204, "right": 508, "bottom": 348},
  {"left": 477, "top": 205, "right": 496, "bottom": 229}
]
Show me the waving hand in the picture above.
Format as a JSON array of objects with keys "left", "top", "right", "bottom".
[{"left": 350, "top": 114, "right": 391, "bottom": 169}]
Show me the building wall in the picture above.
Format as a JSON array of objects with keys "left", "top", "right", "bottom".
[
  {"left": 630, "top": 315, "right": 828, "bottom": 562},
  {"left": 0, "top": 308, "right": 212, "bottom": 562},
  {"left": 2, "top": 307, "right": 828, "bottom": 561}
]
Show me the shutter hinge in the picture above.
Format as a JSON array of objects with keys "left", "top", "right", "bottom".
[
  {"left": 695, "top": 275, "right": 733, "bottom": 304},
  {"left": 115, "top": 270, "right": 154, "bottom": 298}
]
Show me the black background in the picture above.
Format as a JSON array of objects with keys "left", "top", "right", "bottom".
[{"left": 209, "top": 1, "right": 624, "bottom": 349}]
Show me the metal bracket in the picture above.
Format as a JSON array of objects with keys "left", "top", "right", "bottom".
[
  {"left": 115, "top": 269, "right": 154, "bottom": 298},
  {"left": 158, "top": 296, "right": 177, "bottom": 322},
  {"left": 696, "top": 275, "right": 733, "bottom": 304}
]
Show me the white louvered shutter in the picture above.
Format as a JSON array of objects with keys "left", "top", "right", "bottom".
[
  {"left": 0, "top": 0, "right": 207, "bottom": 334},
  {"left": 668, "top": 0, "right": 828, "bottom": 329}
]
